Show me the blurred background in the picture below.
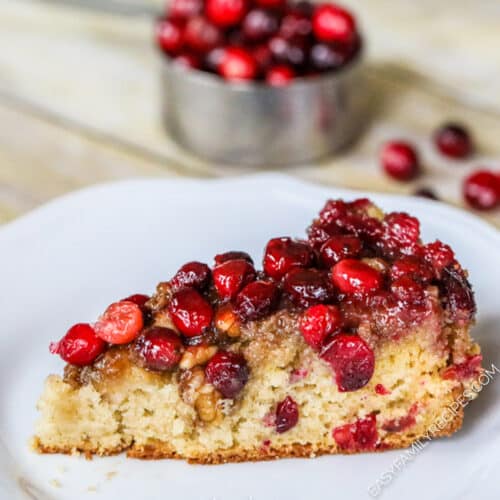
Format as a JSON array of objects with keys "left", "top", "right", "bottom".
[{"left": 0, "top": 0, "right": 499, "bottom": 225}]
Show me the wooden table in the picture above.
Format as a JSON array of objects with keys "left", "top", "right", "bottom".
[{"left": 1, "top": 0, "right": 499, "bottom": 227}]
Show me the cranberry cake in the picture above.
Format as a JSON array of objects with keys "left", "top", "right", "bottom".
[{"left": 33, "top": 199, "right": 482, "bottom": 463}]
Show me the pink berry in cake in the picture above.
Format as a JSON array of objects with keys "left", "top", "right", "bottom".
[
  {"left": 155, "top": 18, "right": 185, "bottom": 55},
  {"left": 266, "top": 65, "right": 295, "bottom": 86},
  {"left": 168, "top": 289, "right": 213, "bottom": 336},
  {"left": 135, "top": 327, "right": 184, "bottom": 371},
  {"left": 218, "top": 47, "right": 258, "bottom": 81},
  {"left": 381, "top": 141, "right": 420, "bottom": 181},
  {"left": 332, "top": 414, "right": 378, "bottom": 451},
  {"left": 331, "top": 259, "right": 383, "bottom": 295},
  {"left": 213, "top": 259, "right": 256, "bottom": 300},
  {"left": 283, "top": 268, "right": 333, "bottom": 308},
  {"left": 94, "top": 301, "right": 144, "bottom": 345},
  {"left": 312, "top": 4, "right": 357, "bottom": 45},
  {"left": 171, "top": 261, "right": 211, "bottom": 291},
  {"left": 442, "top": 354, "right": 482, "bottom": 381},
  {"left": 299, "top": 304, "right": 342, "bottom": 350},
  {"left": 184, "top": 16, "right": 223, "bottom": 53},
  {"left": 234, "top": 280, "right": 280, "bottom": 321},
  {"left": 206, "top": 0, "right": 248, "bottom": 28},
  {"left": 434, "top": 123, "right": 473, "bottom": 159},
  {"left": 463, "top": 170, "right": 500, "bottom": 210},
  {"left": 319, "top": 235, "right": 362, "bottom": 268},
  {"left": 263, "top": 237, "right": 314, "bottom": 279},
  {"left": 50, "top": 323, "right": 106, "bottom": 366},
  {"left": 375, "top": 383, "right": 390, "bottom": 395},
  {"left": 321, "top": 333, "right": 375, "bottom": 391},
  {"left": 169, "top": 0, "right": 203, "bottom": 20},
  {"left": 275, "top": 396, "right": 299, "bottom": 433},
  {"left": 205, "top": 351, "right": 249, "bottom": 398}
]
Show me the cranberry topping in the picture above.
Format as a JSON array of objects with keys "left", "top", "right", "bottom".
[
  {"left": 242, "top": 9, "right": 279, "bottom": 42},
  {"left": 439, "top": 265, "right": 476, "bottom": 322},
  {"left": 331, "top": 259, "right": 383, "bottom": 296},
  {"left": 390, "top": 256, "right": 433, "bottom": 284},
  {"left": 155, "top": 18, "right": 184, "bottom": 55},
  {"left": 122, "top": 294, "right": 150, "bottom": 310},
  {"left": 184, "top": 16, "right": 223, "bottom": 53},
  {"left": 381, "top": 141, "right": 420, "bottom": 182},
  {"left": 213, "top": 259, "right": 256, "bottom": 300},
  {"left": 442, "top": 354, "right": 482, "bottom": 381},
  {"left": 50, "top": 323, "right": 106, "bottom": 366},
  {"left": 319, "top": 235, "right": 362, "bottom": 267},
  {"left": 375, "top": 383, "right": 390, "bottom": 395},
  {"left": 205, "top": 350, "right": 249, "bottom": 398},
  {"left": 266, "top": 65, "right": 295, "bottom": 86},
  {"left": 321, "top": 333, "right": 375, "bottom": 391},
  {"left": 312, "top": 4, "right": 357, "bottom": 45},
  {"left": 214, "top": 250, "right": 254, "bottom": 266},
  {"left": 206, "top": 0, "right": 248, "bottom": 28},
  {"left": 234, "top": 280, "right": 280, "bottom": 321},
  {"left": 299, "top": 304, "right": 342, "bottom": 350},
  {"left": 263, "top": 237, "right": 314, "bottom": 279},
  {"left": 168, "top": 289, "right": 214, "bottom": 336},
  {"left": 390, "top": 276, "right": 425, "bottom": 305},
  {"left": 169, "top": 0, "right": 203, "bottom": 20},
  {"left": 332, "top": 414, "right": 378, "bottom": 451},
  {"left": 283, "top": 268, "right": 332, "bottom": 308},
  {"left": 275, "top": 396, "right": 299, "bottom": 433},
  {"left": 383, "top": 212, "right": 420, "bottom": 249},
  {"left": 171, "top": 261, "right": 211, "bottom": 291},
  {"left": 382, "top": 404, "right": 418, "bottom": 432},
  {"left": 423, "top": 240, "right": 455, "bottom": 275},
  {"left": 135, "top": 327, "right": 183, "bottom": 371},
  {"left": 94, "top": 301, "right": 144, "bottom": 345},
  {"left": 434, "top": 123, "right": 473, "bottom": 159},
  {"left": 463, "top": 170, "right": 500, "bottom": 211},
  {"left": 218, "top": 46, "right": 258, "bottom": 81}
]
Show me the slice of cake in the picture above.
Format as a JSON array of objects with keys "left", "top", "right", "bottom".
[{"left": 33, "top": 198, "right": 482, "bottom": 463}]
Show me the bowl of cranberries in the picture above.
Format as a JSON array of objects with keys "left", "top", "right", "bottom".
[{"left": 156, "top": 0, "right": 365, "bottom": 165}]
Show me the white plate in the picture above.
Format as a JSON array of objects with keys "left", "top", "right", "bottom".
[{"left": 1, "top": 174, "right": 499, "bottom": 500}]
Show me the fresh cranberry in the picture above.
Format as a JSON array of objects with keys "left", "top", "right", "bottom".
[
  {"left": 122, "top": 294, "right": 150, "bottom": 310},
  {"left": 155, "top": 18, "right": 184, "bottom": 55},
  {"left": 382, "top": 404, "right": 418, "bottom": 432},
  {"left": 275, "top": 396, "right": 299, "bottom": 433},
  {"left": 168, "top": 289, "right": 213, "bottom": 337},
  {"left": 299, "top": 304, "right": 342, "bottom": 350},
  {"left": 205, "top": 47, "right": 226, "bottom": 72},
  {"left": 242, "top": 9, "right": 279, "bottom": 42},
  {"left": 173, "top": 52, "right": 201, "bottom": 68},
  {"left": 135, "top": 327, "right": 183, "bottom": 371},
  {"left": 383, "top": 212, "right": 420, "bottom": 250},
  {"left": 234, "top": 280, "right": 280, "bottom": 321},
  {"left": 414, "top": 187, "right": 438, "bottom": 200},
  {"left": 283, "top": 268, "right": 332, "bottom": 308},
  {"left": 184, "top": 16, "right": 222, "bottom": 53},
  {"left": 214, "top": 251, "right": 254, "bottom": 266},
  {"left": 331, "top": 259, "right": 383, "bottom": 295},
  {"left": 255, "top": 0, "right": 286, "bottom": 9},
  {"left": 266, "top": 65, "right": 295, "bottom": 86},
  {"left": 312, "top": 4, "right": 357, "bottom": 45},
  {"left": 390, "top": 256, "right": 433, "bottom": 284},
  {"left": 309, "top": 43, "right": 351, "bottom": 72},
  {"left": 391, "top": 276, "right": 425, "bottom": 304},
  {"left": 375, "top": 383, "right": 390, "bottom": 395},
  {"left": 206, "top": 0, "right": 248, "bottom": 28},
  {"left": 171, "top": 261, "right": 211, "bottom": 291},
  {"left": 319, "top": 235, "right": 362, "bottom": 268},
  {"left": 218, "top": 47, "right": 258, "bottom": 81},
  {"left": 205, "top": 351, "right": 249, "bottom": 398},
  {"left": 252, "top": 44, "right": 273, "bottom": 73},
  {"left": 94, "top": 301, "right": 144, "bottom": 344},
  {"left": 332, "top": 414, "right": 378, "bottom": 451},
  {"left": 381, "top": 141, "right": 420, "bottom": 181},
  {"left": 463, "top": 170, "right": 500, "bottom": 210},
  {"left": 50, "top": 323, "right": 106, "bottom": 366},
  {"left": 423, "top": 241, "right": 455, "bottom": 274},
  {"left": 434, "top": 123, "right": 473, "bottom": 159},
  {"left": 442, "top": 354, "right": 482, "bottom": 380},
  {"left": 439, "top": 265, "right": 476, "bottom": 322},
  {"left": 321, "top": 333, "right": 375, "bottom": 391},
  {"left": 268, "top": 36, "right": 308, "bottom": 68},
  {"left": 213, "top": 259, "right": 256, "bottom": 300},
  {"left": 169, "top": 0, "right": 203, "bottom": 20},
  {"left": 280, "top": 10, "right": 312, "bottom": 40},
  {"left": 263, "top": 237, "right": 314, "bottom": 279}
]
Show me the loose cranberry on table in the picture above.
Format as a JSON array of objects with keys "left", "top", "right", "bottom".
[
  {"left": 205, "top": 350, "right": 249, "bottom": 398},
  {"left": 463, "top": 169, "right": 500, "bottom": 211},
  {"left": 380, "top": 141, "right": 420, "bottom": 181},
  {"left": 275, "top": 396, "right": 299, "bottom": 433},
  {"left": 135, "top": 327, "right": 184, "bottom": 371},
  {"left": 206, "top": 0, "right": 248, "bottom": 28},
  {"left": 299, "top": 304, "right": 342, "bottom": 350},
  {"left": 263, "top": 237, "right": 314, "bottom": 279},
  {"left": 50, "top": 323, "right": 106, "bottom": 366},
  {"left": 312, "top": 3, "right": 357, "bottom": 45},
  {"left": 266, "top": 65, "right": 295, "bottom": 86},
  {"left": 94, "top": 301, "right": 144, "bottom": 344},
  {"left": 331, "top": 259, "right": 383, "bottom": 296},
  {"left": 168, "top": 288, "right": 214, "bottom": 336},
  {"left": 434, "top": 123, "right": 473, "bottom": 159},
  {"left": 171, "top": 261, "right": 211, "bottom": 291},
  {"left": 218, "top": 46, "right": 258, "bottom": 81},
  {"left": 213, "top": 258, "right": 256, "bottom": 300}
]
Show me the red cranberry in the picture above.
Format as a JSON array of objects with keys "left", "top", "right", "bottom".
[
  {"left": 434, "top": 123, "right": 473, "bottom": 159},
  {"left": 383, "top": 212, "right": 420, "bottom": 249},
  {"left": 268, "top": 36, "right": 308, "bottom": 68},
  {"left": 442, "top": 354, "right": 482, "bottom": 381},
  {"left": 50, "top": 323, "right": 106, "bottom": 366},
  {"left": 299, "top": 304, "right": 342, "bottom": 350},
  {"left": 283, "top": 268, "right": 332, "bottom": 308},
  {"left": 205, "top": 350, "right": 249, "bottom": 398},
  {"left": 280, "top": 10, "right": 312, "bottom": 39},
  {"left": 275, "top": 396, "right": 299, "bottom": 433},
  {"left": 122, "top": 294, "right": 150, "bottom": 310},
  {"left": 463, "top": 170, "right": 500, "bottom": 210},
  {"left": 135, "top": 327, "right": 183, "bottom": 371},
  {"left": 242, "top": 9, "right": 279, "bottom": 43},
  {"left": 252, "top": 44, "right": 273, "bottom": 73},
  {"left": 331, "top": 259, "right": 383, "bottom": 295},
  {"left": 381, "top": 141, "right": 420, "bottom": 181},
  {"left": 155, "top": 18, "right": 184, "bottom": 55},
  {"left": 206, "top": 0, "right": 248, "bottom": 28},
  {"left": 391, "top": 276, "right": 425, "bottom": 304},
  {"left": 266, "top": 65, "right": 295, "bottom": 86},
  {"left": 168, "top": 289, "right": 213, "bottom": 337},
  {"left": 171, "top": 261, "right": 211, "bottom": 291},
  {"left": 95, "top": 301, "right": 144, "bottom": 344},
  {"left": 333, "top": 414, "right": 378, "bottom": 451},
  {"left": 375, "top": 383, "right": 390, "bottom": 395},
  {"left": 184, "top": 16, "right": 222, "bottom": 53},
  {"left": 213, "top": 259, "right": 256, "bottom": 300},
  {"left": 390, "top": 256, "right": 433, "bottom": 284},
  {"left": 309, "top": 43, "right": 350, "bottom": 72},
  {"left": 414, "top": 187, "right": 438, "bottom": 200},
  {"left": 320, "top": 235, "right": 362, "bottom": 268},
  {"left": 205, "top": 47, "right": 226, "bottom": 72},
  {"left": 169, "top": 0, "right": 203, "bottom": 20},
  {"left": 321, "top": 333, "right": 375, "bottom": 391},
  {"left": 255, "top": 0, "right": 286, "bottom": 9},
  {"left": 234, "top": 280, "right": 280, "bottom": 321},
  {"left": 263, "top": 237, "right": 314, "bottom": 279},
  {"left": 423, "top": 240, "right": 455, "bottom": 274},
  {"left": 382, "top": 404, "right": 418, "bottom": 432},
  {"left": 214, "top": 250, "right": 254, "bottom": 266},
  {"left": 312, "top": 4, "right": 357, "bottom": 45},
  {"left": 439, "top": 265, "right": 476, "bottom": 322},
  {"left": 173, "top": 52, "right": 201, "bottom": 68},
  {"left": 218, "top": 47, "right": 258, "bottom": 81}
]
